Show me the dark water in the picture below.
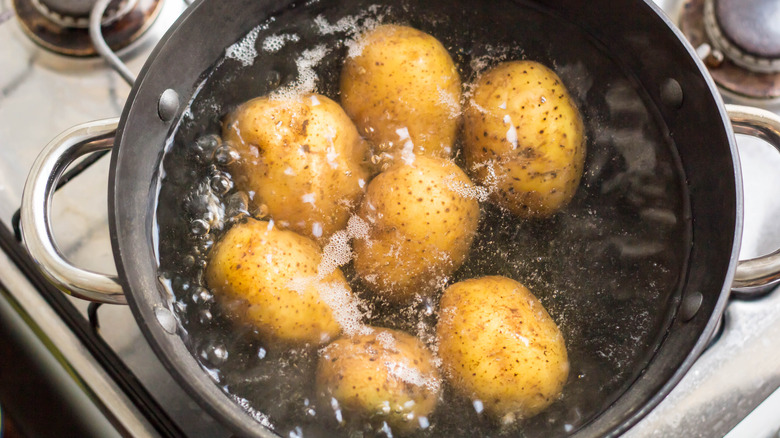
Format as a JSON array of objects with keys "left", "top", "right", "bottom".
[{"left": 156, "top": 0, "right": 691, "bottom": 436}]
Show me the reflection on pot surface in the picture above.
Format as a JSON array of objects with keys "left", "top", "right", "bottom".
[{"left": 155, "top": 0, "right": 690, "bottom": 436}]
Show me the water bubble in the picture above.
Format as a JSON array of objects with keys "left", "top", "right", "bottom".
[
  {"left": 194, "top": 234, "right": 215, "bottom": 255},
  {"left": 192, "top": 134, "right": 221, "bottom": 161},
  {"left": 256, "top": 203, "right": 270, "bottom": 218},
  {"left": 192, "top": 286, "right": 215, "bottom": 305},
  {"left": 191, "top": 218, "right": 210, "bottom": 235},
  {"left": 200, "top": 342, "right": 229, "bottom": 366},
  {"left": 182, "top": 254, "right": 196, "bottom": 269},
  {"left": 226, "top": 192, "right": 250, "bottom": 220},
  {"left": 210, "top": 172, "right": 233, "bottom": 195},
  {"left": 172, "top": 277, "right": 190, "bottom": 296},
  {"left": 214, "top": 142, "right": 241, "bottom": 165},
  {"left": 257, "top": 347, "right": 267, "bottom": 360},
  {"left": 266, "top": 70, "right": 281, "bottom": 88},
  {"left": 472, "top": 399, "right": 485, "bottom": 414},
  {"left": 199, "top": 309, "right": 213, "bottom": 324},
  {"left": 174, "top": 300, "right": 187, "bottom": 313}
]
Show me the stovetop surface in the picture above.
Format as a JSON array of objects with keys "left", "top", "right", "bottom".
[{"left": 1, "top": 0, "right": 780, "bottom": 436}]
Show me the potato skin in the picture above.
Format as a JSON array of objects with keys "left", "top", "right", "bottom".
[
  {"left": 222, "top": 93, "right": 370, "bottom": 242},
  {"left": 205, "top": 218, "right": 350, "bottom": 346},
  {"left": 341, "top": 24, "right": 461, "bottom": 165},
  {"left": 353, "top": 156, "right": 480, "bottom": 303},
  {"left": 316, "top": 327, "right": 441, "bottom": 433},
  {"left": 436, "top": 276, "right": 569, "bottom": 421},
  {"left": 463, "top": 61, "right": 585, "bottom": 218}
]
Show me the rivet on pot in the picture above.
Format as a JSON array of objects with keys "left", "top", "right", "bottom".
[
  {"left": 680, "top": 291, "right": 703, "bottom": 322},
  {"left": 154, "top": 305, "right": 178, "bottom": 334},
  {"left": 158, "top": 88, "right": 180, "bottom": 122},
  {"left": 660, "top": 78, "right": 684, "bottom": 109}
]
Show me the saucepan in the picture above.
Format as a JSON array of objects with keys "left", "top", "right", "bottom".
[{"left": 19, "top": 0, "right": 780, "bottom": 436}]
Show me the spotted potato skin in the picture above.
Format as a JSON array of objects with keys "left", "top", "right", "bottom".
[
  {"left": 316, "top": 327, "right": 441, "bottom": 433},
  {"left": 436, "top": 276, "right": 569, "bottom": 421},
  {"left": 222, "top": 94, "right": 370, "bottom": 243},
  {"left": 340, "top": 25, "right": 462, "bottom": 164},
  {"left": 464, "top": 61, "right": 585, "bottom": 218},
  {"left": 205, "top": 219, "right": 348, "bottom": 345},
  {"left": 353, "top": 156, "right": 480, "bottom": 303}
]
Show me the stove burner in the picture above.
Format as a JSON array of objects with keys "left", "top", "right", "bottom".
[
  {"left": 680, "top": 0, "right": 780, "bottom": 102},
  {"left": 704, "top": 0, "right": 780, "bottom": 74},
  {"left": 12, "top": 0, "right": 163, "bottom": 57},
  {"left": 30, "top": 0, "right": 139, "bottom": 28}
]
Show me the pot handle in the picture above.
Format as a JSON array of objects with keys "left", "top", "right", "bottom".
[
  {"left": 728, "top": 104, "right": 780, "bottom": 293},
  {"left": 20, "top": 118, "right": 126, "bottom": 304}
]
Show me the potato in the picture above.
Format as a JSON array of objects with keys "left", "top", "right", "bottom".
[
  {"left": 463, "top": 61, "right": 585, "bottom": 218},
  {"left": 353, "top": 156, "right": 480, "bottom": 303},
  {"left": 222, "top": 93, "right": 370, "bottom": 242},
  {"left": 340, "top": 24, "right": 461, "bottom": 166},
  {"left": 436, "top": 276, "right": 569, "bottom": 422},
  {"left": 205, "top": 218, "right": 361, "bottom": 346},
  {"left": 316, "top": 327, "right": 441, "bottom": 433}
]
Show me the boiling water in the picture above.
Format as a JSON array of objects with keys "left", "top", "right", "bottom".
[{"left": 156, "top": 0, "right": 690, "bottom": 436}]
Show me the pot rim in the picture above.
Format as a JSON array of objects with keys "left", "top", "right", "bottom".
[{"left": 108, "top": 0, "right": 743, "bottom": 436}]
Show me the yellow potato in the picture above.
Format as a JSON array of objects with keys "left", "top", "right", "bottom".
[
  {"left": 340, "top": 24, "right": 461, "bottom": 166},
  {"left": 463, "top": 61, "right": 585, "bottom": 218},
  {"left": 353, "top": 156, "right": 480, "bottom": 303},
  {"left": 436, "top": 276, "right": 569, "bottom": 422},
  {"left": 316, "top": 327, "right": 441, "bottom": 434},
  {"left": 222, "top": 93, "right": 370, "bottom": 242},
  {"left": 205, "top": 218, "right": 358, "bottom": 346}
]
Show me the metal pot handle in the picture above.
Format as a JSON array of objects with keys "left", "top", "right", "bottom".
[
  {"left": 20, "top": 118, "right": 126, "bottom": 304},
  {"left": 728, "top": 104, "right": 780, "bottom": 293}
]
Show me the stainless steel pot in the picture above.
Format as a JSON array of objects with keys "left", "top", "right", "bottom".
[{"left": 18, "top": 0, "right": 780, "bottom": 435}]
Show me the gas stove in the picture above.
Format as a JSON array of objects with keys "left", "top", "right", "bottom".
[{"left": 0, "top": 0, "right": 779, "bottom": 436}]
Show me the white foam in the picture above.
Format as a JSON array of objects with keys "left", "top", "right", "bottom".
[
  {"left": 346, "top": 215, "right": 369, "bottom": 239},
  {"left": 318, "top": 229, "right": 352, "bottom": 277},
  {"left": 386, "top": 359, "right": 440, "bottom": 393},
  {"left": 316, "top": 215, "right": 370, "bottom": 278},
  {"left": 302, "top": 193, "right": 316, "bottom": 205},
  {"left": 376, "top": 330, "right": 397, "bottom": 351},
  {"left": 225, "top": 26, "right": 261, "bottom": 67},
  {"left": 286, "top": 276, "right": 369, "bottom": 336},
  {"left": 438, "top": 87, "right": 461, "bottom": 118},
  {"left": 271, "top": 45, "right": 330, "bottom": 100},
  {"left": 312, "top": 10, "right": 382, "bottom": 59},
  {"left": 318, "top": 280, "right": 371, "bottom": 336},
  {"left": 445, "top": 173, "right": 492, "bottom": 202},
  {"left": 261, "top": 33, "right": 300, "bottom": 53}
]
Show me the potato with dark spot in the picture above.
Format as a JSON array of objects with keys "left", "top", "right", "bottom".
[
  {"left": 205, "top": 218, "right": 355, "bottom": 346},
  {"left": 463, "top": 61, "right": 585, "bottom": 218},
  {"left": 353, "top": 156, "right": 480, "bottom": 303},
  {"left": 436, "top": 276, "right": 569, "bottom": 422},
  {"left": 316, "top": 327, "right": 441, "bottom": 434},
  {"left": 222, "top": 93, "right": 370, "bottom": 243},
  {"left": 341, "top": 25, "right": 461, "bottom": 165}
]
